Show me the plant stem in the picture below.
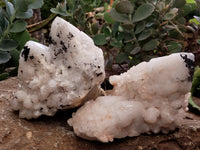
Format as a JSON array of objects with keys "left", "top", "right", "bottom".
[
  {"left": 169, "top": 20, "right": 185, "bottom": 38},
  {"left": 27, "top": 13, "right": 57, "bottom": 33},
  {"left": 132, "top": 31, "right": 139, "bottom": 47}
]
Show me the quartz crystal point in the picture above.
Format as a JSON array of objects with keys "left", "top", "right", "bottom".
[
  {"left": 68, "top": 53, "right": 195, "bottom": 142},
  {"left": 13, "top": 17, "right": 105, "bottom": 119}
]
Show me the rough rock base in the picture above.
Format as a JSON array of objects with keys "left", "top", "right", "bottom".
[{"left": 0, "top": 78, "right": 200, "bottom": 150}]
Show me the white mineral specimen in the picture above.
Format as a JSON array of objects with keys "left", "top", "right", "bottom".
[
  {"left": 12, "top": 17, "right": 105, "bottom": 119},
  {"left": 68, "top": 53, "right": 195, "bottom": 142}
]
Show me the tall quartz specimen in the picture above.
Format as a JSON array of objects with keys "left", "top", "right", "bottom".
[
  {"left": 68, "top": 53, "right": 195, "bottom": 142},
  {"left": 12, "top": 17, "right": 105, "bottom": 119}
]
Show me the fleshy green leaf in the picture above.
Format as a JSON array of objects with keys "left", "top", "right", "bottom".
[
  {"left": 182, "top": 3, "right": 196, "bottom": 16},
  {"left": 186, "top": 0, "right": 195, "bottom": 3},
  {"left": 191, "top": 67, "right": 200, "bottom": 94},
  {"left": 82, "top": 0, "right": 93, "bottom": 5},
  {"left": 130, "top": 47, "right": 141, "bottom": 55},
  {"left": 133, "top": 3, "right": 155, "bottom": 22},
  {"left": 158, "top": 2, "right": 165, "bottom": 11},
  {"left": 58, "top": 0, "right": 66, "bottom": 11},
  {"left": 163, "top": 8, "right": 178, "bottom": 20},
  {"left": 109, "top": 9, "right": 130, "bottom": 23},
  {"left": 167, "top": 41, "right": 182, "bottom": 53},
  {"left": 143, "top": 39, "right": 158, "bottom": 51},
  {"left": 116, "top": 32, "right": 124, "bottom": 41},
  {"left": 135, "top": 21, "right": 145, "bottom": 34},
  {"left": 189, "top": 18, "right": 200, "bottom": 25},
  {"left": 191, "top": 16, "right": 200, "bottom": 25},
  {"left": 103, "top": 27, "right": 112, "bottom": 37},
  {"left": 10, "top": 20, "right": 27, "bottom": 33},
  {"left": 138, "top": 29, "right": 152, "bottom": 41},
  {"left": 110, "top": 39, "right": 122, "bottom": 48},
  {"left": 16, "top": 9, "right": 33, "bottom": 19},
  {"left": 0, "top": 73, "right": 9, "bottom": 81},
  {"left": 170, "top": 8, "right": 178, "bottom": 14},
  {"left": 115, "top": 1, "right": 134, "bottom": 14},
  {"left": 10, "top": 30, "right": 30, "bottom": 50},
  {"left": 28, "top": 0, "right": 44, "bottom": 9},
  {"left": 112, "top": 22, "right": 120, "bottom": 37},
  {"left": 177, "top": 17, "right": 186, "bottom": 24},
  {"left": 189, "top": 66, "right": 200, "bottom": 113},
  {"left": 5, "top": 0, "right": 15, "bottom": 17},
  {"left": 122, "top": 23, "right": 135, "bottom": 30},
  {"left": 124, "top": 43, "right": 134, "bottom": 53},
  {"left": 0, "top": 11, "right": 9, "bottom": 33},
  {"left": 10, "top": 49, "right": 20, "bottom": 66},
  {"left": 123, "top": 32, "right": 133, "bottom": 41},
  {"left": 82, "top": 4, "right": 93, "bottom": 13},
  {"left": 0, "top": 51, "right": 11, "bottom": 64},
  {"left": 104, "top": 12, "right": 115, "bottom": 24},
  {"left": 189, "top": 96, "right": 200, "bottom": 111},
  {"left": 115, "top": 53, "right": 128, "bottom": 64},
  {"left": 50, "top": 0, "right": 67, "bottom": 16},
  {"left": 0, "top": 39, "right": 18, "bottom": 51},
  {"left": 173, "top": 0, "right": 186, "bottom": 8},
  {"left": 50, "top": 8, "right": 68, "bottom": 16},
  {"left": 93, "top": 33, "right": 107, "bottom": 45},
  {"left": 91, "top": 22, "right": 99, "bottom": 35},
  {"left": 15, "top": 0, "right": 28, "bottom": 12}
]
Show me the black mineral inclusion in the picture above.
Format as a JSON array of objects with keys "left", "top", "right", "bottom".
[
  {"left": 21, "top": 46, "right": 30, "bottom": 62},
  {"left": 180, "top": 54, "right": 195, "bottom": 81}
]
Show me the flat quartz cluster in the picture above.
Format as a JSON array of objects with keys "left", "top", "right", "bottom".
[
  {"left": 13, "top": 17, "right": 195, "bottom": 143},
  {"left": 68, "top": 53, "right": 195, "bottom": 142},
  {"left": 13, "top": 17, "right": 105, "bottom": 119}
]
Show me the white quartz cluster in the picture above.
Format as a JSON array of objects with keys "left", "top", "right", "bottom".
[
  {"left": 12, "top": 17, "right": 105, "bottom": 119},
  {"left": 68, "top": 53, "right": 195, "bottom": 142},
  {"left": 12, "top": 16, "right": 195, "bottom": 143}
]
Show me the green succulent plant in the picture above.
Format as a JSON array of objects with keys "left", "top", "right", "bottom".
[
  {"left": 0, "top": 0, "right": 44, "bottom": 80},
  {"left": 50, "top": 0, "right": 104, "bottom": 32},
  {"left": 94, "top": 0, "right": 195, "bottom": 66},
  {"left": 189, "top": 66, "right": 200, "bottom": 111}
]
